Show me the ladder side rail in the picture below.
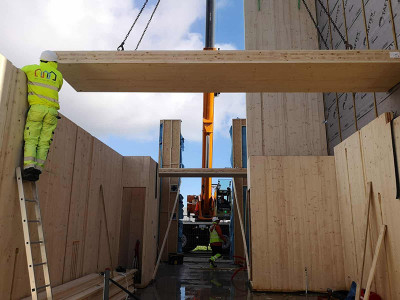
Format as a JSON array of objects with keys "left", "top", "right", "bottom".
[
  {"left": 16, "top": 167, "right": 38, "bottom": 300},
  {"left": 32, "top": 182, "right": 53, "bottom": 300}
]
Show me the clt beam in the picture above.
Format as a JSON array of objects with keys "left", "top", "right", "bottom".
[
  {"left": 56, "top": 50, "right": 400, "bottom": 93},
  {"left": 158, "top": 168, "right": 247, "bottom": 178}
]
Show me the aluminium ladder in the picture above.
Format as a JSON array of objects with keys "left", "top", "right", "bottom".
[{"left": 16, "top": 167, "right": 53, "bottom": 300}]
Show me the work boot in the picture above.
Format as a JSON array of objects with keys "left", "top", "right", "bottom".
[
  {"left": 34, "top": 168, "right": 42, "bottom": 176},
  {"left": 22, "top": 167, "right": 38, "bottom": 182},
  {"left": 209, "top": 259, "right": 217, "bottom": 268}
]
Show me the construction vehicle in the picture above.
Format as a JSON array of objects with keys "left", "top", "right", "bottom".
[
  {"left": 181, "top": 0, "right": 231, "bottom": 253},
  {"left": 182, "top": 179, "right": 232, "bottom": 252}
]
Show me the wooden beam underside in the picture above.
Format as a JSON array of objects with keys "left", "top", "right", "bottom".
[
  {"left": 56, "top": 50, "right": 400, "bottom": 93},
  {"left": 158, "top": 168, "right": 247, "bottom": 178}
]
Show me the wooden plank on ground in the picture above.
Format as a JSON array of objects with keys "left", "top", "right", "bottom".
[
  {"left": 22, "top": 270, "right": 137, "bottom": 300},
  {"left": 56, "top": 50, "right": 400, "bottom": 93},
  {"left": 158, "top": 168, "right": 247, "bottom": 177}
]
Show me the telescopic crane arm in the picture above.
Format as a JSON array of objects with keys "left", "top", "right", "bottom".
[{"left": 199, "top": 0, "right": 216, "bottom": 220}]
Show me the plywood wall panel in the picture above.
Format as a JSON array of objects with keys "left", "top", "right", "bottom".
[
  {"left": 334, "top": 113, "right": 400, "bottom": 298},
  {"left": 119, "top": 187, "right": 145, "bottom": 269},
  {"left": 121, "top": 156, "right": 159, "bottom": 288},
  {"left": 82, "top": 139, "right": 123, "bottom": 275},
  {"left": 249, "top": 156, "right": 345, "bottom": 292},
  {"left": 245, "top": 0, "right": 327, "bottom": 157},
  {"left": 140, "top": 158, "right": 159, "bottom": 287},
  {"left": 37, "top": 117, "right": 78, "bottom": 287},
  {"left": 231, "top": 119, "right": 247, "bottom": 260},
  {"left": 0, "top": 62, "right": 29, "bottom": 299},
  {"left": 0, "top": 55, "right": 150, "bottom": 298},
  {"left": 158, "top": 120, "right": 181, "bottom": 260},
  {"left": 62, "top": 128, "right": 94, "bottom": 283}
]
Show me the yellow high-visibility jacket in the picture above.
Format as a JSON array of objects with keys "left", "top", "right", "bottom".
[
  {"left": 209, "top": 224, "right": 224, "bottom": 244},
  {"left": 21, "top": 61, "right": 63, "bottom": 110}
]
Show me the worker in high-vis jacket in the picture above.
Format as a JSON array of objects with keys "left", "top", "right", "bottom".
[
  {"left": 209, "top": 217, "right": 227, "bottom": 268},
  {"left": 21, "top": 50, "right": 63, "bottom": 181}
]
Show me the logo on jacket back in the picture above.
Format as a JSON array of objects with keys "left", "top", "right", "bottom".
[{"left": 35, "top": 69, "right": 57, "bottom": 81}]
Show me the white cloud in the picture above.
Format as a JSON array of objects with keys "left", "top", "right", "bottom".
[{"left": 0, "top": 0, "right": 245, "bottom": 142}]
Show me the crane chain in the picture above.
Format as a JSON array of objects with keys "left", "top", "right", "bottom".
[
  {"left": 135, "top": 0, "right": 161, "bottom": 50},
  {"left": 117, "top": 0, "right": 149, "bottom": 51},
  {"left": 315, "top": 0, "right": 353, "bottom": 49},
  {"left": 301, "top": 0, "right": 330, "bottom": 49}
]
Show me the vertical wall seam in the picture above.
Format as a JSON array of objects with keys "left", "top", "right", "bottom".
[
  {"left": 79, "top": 135, "right": 95, "bottom": 277},
  {"left": 61, "top": 126, "right": 78, "bottom": 283},
  {"left": 345, "top": 148, "right": 359, "bottom": 277}
]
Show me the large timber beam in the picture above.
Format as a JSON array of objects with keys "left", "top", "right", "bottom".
[
  {"left": 158, "top": 168, "right": 247, "bottom": 178},
  {"left": 56, "top": 50, "right": 400, "bottom": 93}
]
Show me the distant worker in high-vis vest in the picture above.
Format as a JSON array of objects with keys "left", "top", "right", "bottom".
[
  {"left": 209, "top": 217, "right": 227, "bottom": 268},
  {"left": 21, "top": 50, "right": 63, "bottom": 181}
]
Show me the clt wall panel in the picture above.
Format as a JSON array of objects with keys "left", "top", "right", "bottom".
[
  {"left": 37, "top": 117, "right": 78, "bottom": 287},
  {"left": 121, "top": 156, "right": 159, "bottom": 288},
  {"left": 0, "top": 56, "right": 29, "bottom": 299},
  {"left": 334, "top": 113, "right": 400, "bottom": 299},
  {"left": 248, "top": 156, "right": 345, "bottom": 292},
  {"left": 82, "top": 139, "right": 123, "bottom": 275},
  {"left": 158, "top": 120, "right": 181, "bottom": 260},
  {"left": 0, "top": 54, "right": 144, "bottom": 298},
  {"left": 231, "top": 119, "right": 247, "bottom": 260},
  {"left": 245, "top": 0, "right": 327, "bottom": 157},
  {"left": 62, "top": 128, "right": 94, "bottom": 283}
]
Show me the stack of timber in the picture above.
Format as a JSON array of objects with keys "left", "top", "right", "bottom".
[
  {"left": 0, "top": 54, "right": 158, "bottom": 298},
  {"left": 231, "top": 119, "right": 248, "bottom": 261},
  {"left": 335, "top": 113, "right": 400, "bottom": 299},
  {"left": 158, "top": 120, "right": 182, "bottom": 261},
  {"left": 21, "top": 270, "right": 136, "bottom": 300},
  {"left": 244, "top": 0, "right": 327, "bottom": 156}
]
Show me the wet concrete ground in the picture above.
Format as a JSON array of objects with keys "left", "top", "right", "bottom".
[{"left": 135, "top": 252, "right": 327, "bottom": 300}]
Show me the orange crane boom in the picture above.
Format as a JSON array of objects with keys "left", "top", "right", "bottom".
[{"left": 198, "top": 0, "right": 216, "bottom": 220}]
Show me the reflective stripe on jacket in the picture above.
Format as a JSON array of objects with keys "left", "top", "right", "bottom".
[
  {"left": 21, "top": 61, "right": 63, "bottom": 109},
  {"left": 209, "top": 224, "right": 223, "bottom": 244}
]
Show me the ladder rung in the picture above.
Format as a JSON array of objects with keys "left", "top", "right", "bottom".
[
  {"left": 36, "top": 284, "right": 50, "bottom": 291},
  {"left": 25, "top": 199, "right": 37, "bottom": 203},
  {"left": 27, "top": 219, "right": 40, "bottom": 223},
  {"left": 33, "top": 262, "right": 47, "bottom": 267},
  {"left": 29, "top": 241, "right": 43, "bottom": 245}
]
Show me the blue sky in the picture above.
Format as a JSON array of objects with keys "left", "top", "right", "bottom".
[{"left": 104, "top": 0, "right": 245, "bottom": 199}]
